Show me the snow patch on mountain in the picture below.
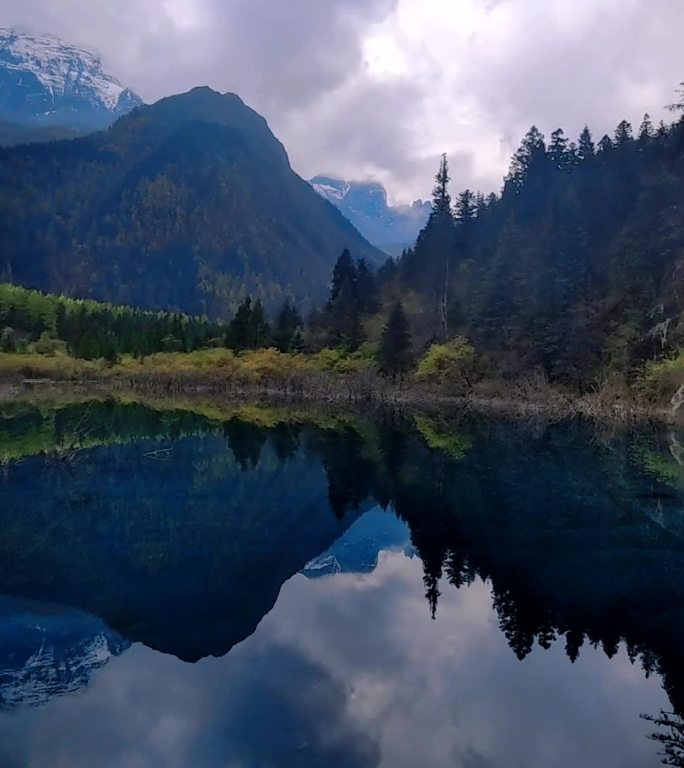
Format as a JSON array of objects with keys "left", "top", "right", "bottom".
[
  {"left": 0, "top": 599, "right": 130, "bottom": 710},
  {"left": 312, "top": 177, "right": 350, "bottom": 202},
  {"left": 309, "top": 174, "right": 430, "bottom": 254},
  {"left": 0, "top": 28, "right": 143, "bottom": 128}
]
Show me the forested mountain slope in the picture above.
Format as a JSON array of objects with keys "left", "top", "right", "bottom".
[
  {"left": 393, "top": 108, "right": 684, "bottom": 387},
  {"left": 0, "top": 87, "right": 382, "bottom": 317}
]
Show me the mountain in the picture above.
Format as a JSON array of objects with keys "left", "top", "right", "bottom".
[
  {"left": 301, "top": 506, "right": 413, "bottom": 578},
  {"left": 0, "top": 119, "right": 84, "bottom": 146},
  {"left": 0, "top": 406, "right": 364, "bottom": 662},
  {"left": 0, "top": 87, "right": 383, "bottom": 316},
  {"left": 310, "top": 174, "right": 431, "bottom": 254},
  {"left": 0, "top": 598, "right": 128, "bottom": 709},
  {"left": 0, "top": 28, "right": 143, "bottom": 130}
]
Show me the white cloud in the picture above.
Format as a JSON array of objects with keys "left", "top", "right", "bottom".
[{"left": 2, "top": 0, "right": 683, "bottom": 201}]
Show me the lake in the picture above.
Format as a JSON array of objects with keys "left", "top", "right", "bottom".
[{"left": 0, "top": 397, "right": 683, "bottom": 767}]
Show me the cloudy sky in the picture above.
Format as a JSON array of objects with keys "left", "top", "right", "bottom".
[
  {"left": 0, "top": 553, "right": 667, "bottom": 767},
  {"left": 4, "top": 0, "right": 684, "bottom": 202}
]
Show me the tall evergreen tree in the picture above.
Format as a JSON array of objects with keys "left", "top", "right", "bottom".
[
  {"left": 328, "top": 280, "right": 365, "bottom": 351},
  {"left": 578, "top": 126, "right": 595, "bottom": 161},
  {"left": 598, "top": 134, "right": 614, "bottom": 152},
  {"left": 272, "top": 298, "right": 303, "bottom": 352},
  {"left": 548, "top": 128, "right": 569, "bottom": 168},
  {"left": 433, "top": 153, "right": 452, "bottom": 214},
  {"left": 227, "top": 297, "right": 254, "bottom": 350},
  {"left": 614, "top": 119, "right": 634, "bottom": 146},
  {"left": 639, "top": 113, "right": 654, "bottom": 141},
  {"left": 454, "top": 189, "right": 478, "bottom": 222},
  {"left": 506, "top": 126, "right": 546, "bottom": 194},
  {"left": 356, "top": 258, "right": 380, "bottom": 314},
  {"left": 249, "top": 299, "right": 271, "bottom": 349},
  {"left": 667, "top": 81, "right": 684, "bottom": 116},
  {"left": 379, "top": 302, "right": 413, "bottom": 378},
  {"left": 329, "top": 249, "right": 357, "bottom": 307}
]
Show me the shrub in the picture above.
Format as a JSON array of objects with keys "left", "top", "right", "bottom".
[
  {"left": 415, "top": 337, "right": 476, "bottom": 390},
  {"left": 31, "top": 332, "right": 68, "bottom": 356},
  {"left": 0, "top": 327, "right": 16, "bottom": 353}
]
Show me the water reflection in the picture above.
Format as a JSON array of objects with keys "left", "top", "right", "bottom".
[
  {"left": 0, "top": 397, "right": 683, "bottom": 765},
  {"left": 0, "top": 556, "right": 667, "bottom": 768}
]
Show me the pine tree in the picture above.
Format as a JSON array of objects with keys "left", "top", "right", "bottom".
[
  {"left": 379, "top": 301, "right": 413, "bottom": 378},
  {"left": 614, "top": 119, "right": 634, "bottom": 146},
  {"left": 667, "top": 81, "right": 684, "bottom": 116},
  {"left": 272, "top": 298, "right": 303, "bottom": 352},
  {"left": 638, "top": 113, "right": 654, "bottom": 141},
  {"left": 355, "top": 258, "right": 380, "bottom": 314},
  {"left": 227, "top": 297, "right": 254, "bottom": 350},
  {"left": 454, "top": 189, "right": 478, "bottom": 222},
  {"left": 329, "top": 249, "right": 356, "bottom": 307},
  {"left": 598, "top": 134, "right": 614, "bottom": 152},
  {"left": 548, "top": 128, "right": 569, "bottom": 169},
  {"left": 577, "top": 126, "right": 595, "bottom": 161},
  {"left": 376, "top": 257, "right": 398, "bottom": 286},
  {"left": 328, "top": 280, "right": 365, "bottom": 351},
  {"left": 433, "top": 154, "right": 452, "bottom": 214},
  {"left": 249, "top": 299, "right": 270, "bottom": 348},
  {"left": 506, "top": 126, "right": 546, "bottom": 194}
]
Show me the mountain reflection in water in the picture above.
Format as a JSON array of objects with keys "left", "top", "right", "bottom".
[{"left": 0, "top": 397, "right": 683, "bottom": 767}]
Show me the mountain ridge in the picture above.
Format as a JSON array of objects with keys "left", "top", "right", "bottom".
[
  {"left": 0, "top": 86, "right": 382, "bottom": 316},
  {"left": 0, "top": 28, "right": 143, "bottom": 129}
]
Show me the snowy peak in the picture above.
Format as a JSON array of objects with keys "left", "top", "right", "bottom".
[
  {"left": 0, "top": 599, "right": 129, "bottom": 709},
  {"left": 309, "top": 174, "right": 431, "bottom": 255},
  {"left": 0, "top": 28, "right": 143, "bottom": 129},
  {"left": 311, "top": 175, "right": 351, "bottom": 202}
]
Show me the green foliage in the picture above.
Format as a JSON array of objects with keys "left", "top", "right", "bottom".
[
  {"left": 311, "top": 343, "right": 378, "bottom": 373},
  {"left": 395, "top": 97, "right": 684, "bottom": 390},
  {"left": 0, "top": 282, "right": 227, "bottom": 360},
  {"left": 636, "top": 351, "right": 684, "bottom": 401},
  {"left": 413, "top": 415, "right": 472, "bottom": 459},
  {"left": 226, "top": 297, "right": 271, "bottom": 351},
  {"left": 416, "top": 337, "right": 476, "bottom": 389},
  {"left": 31, "top": 332, "right": 68, "bottom": 356},
  {"left": 316, "top": 249, "right": 379, "bottom": 352}
]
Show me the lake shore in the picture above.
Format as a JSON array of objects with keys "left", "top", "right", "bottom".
[{"left": 0, "top": 367, "right": 670, "bottom": 424}]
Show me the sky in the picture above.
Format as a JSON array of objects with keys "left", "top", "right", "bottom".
[
  {"left": 3, "top": 0, "right": 684, "bottom": 202},
  {"left": 0, "top": 553, "right": 668, "bottom": 767}
]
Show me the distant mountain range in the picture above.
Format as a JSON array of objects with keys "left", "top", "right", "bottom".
[
  {"left": 0, "top": 85, "right": 382, "bottom": 315},
  {"left": 0, "top": 28, "right": 142, "bottom": 133},
  {"left": 310, "top": 175, "right": 431, "bottom": 254}
]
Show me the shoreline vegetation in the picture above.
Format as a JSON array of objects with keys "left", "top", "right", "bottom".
[
  {"left": 1, "top": 98, "right": 684, "bottom": 424},
  {"left": 0, "top": 347, "right": 678, "bottom": 423}
]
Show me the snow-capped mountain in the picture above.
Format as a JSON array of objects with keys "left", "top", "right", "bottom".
[
  {"left": 0, "top": 28, "right": 143, "bottom": 130},
  {"left": 310, "top": 174, "right": 431, "bottom": 255},
  {"left": 0, "top": 598, "right": 129, "bottom": 709},
  {"left": 301, "top": 507, "right": 414, "bottom": 579}
]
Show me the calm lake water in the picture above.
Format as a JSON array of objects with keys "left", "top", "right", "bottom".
[{"left": 0, "top": 398, "right": 683, "bottom": 767}]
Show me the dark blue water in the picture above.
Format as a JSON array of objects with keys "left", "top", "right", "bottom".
[{"left": 0, "top": 398, "right": 682, "bottom": 767}]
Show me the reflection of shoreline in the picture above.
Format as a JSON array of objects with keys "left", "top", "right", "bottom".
[
  {"left": 0, "top": 597, "right": 129, "bottom": 709},
  {"left": 0, "top": 399, "right": 683, "bottom": 729}
]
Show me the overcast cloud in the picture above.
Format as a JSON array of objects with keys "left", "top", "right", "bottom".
[{"left": 3, "top": 0, "right": 683, "bottom": 201}]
